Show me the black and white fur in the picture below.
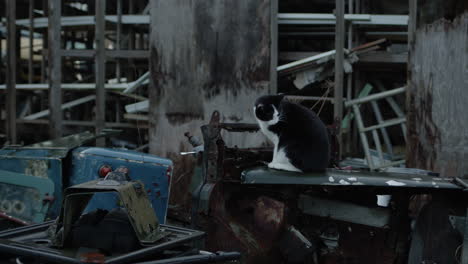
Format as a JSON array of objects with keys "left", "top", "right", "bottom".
[{"left": 254, "top": 94, "right": 330, "bottom": 172}]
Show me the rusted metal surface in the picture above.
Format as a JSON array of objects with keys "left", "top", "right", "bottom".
[
  {"left": 149, "top": 0, "right": 276, "bottom": 210},
  {"left": 407, "top": 11, "right": 468, "bottom": 177}
]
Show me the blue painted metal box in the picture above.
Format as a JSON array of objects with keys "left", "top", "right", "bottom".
[
  {"left": 0, "top": 131, "right": 172, "bottom": 224},
  {"left": 68, "top": 147, "right": 172, "bottom": 223}
]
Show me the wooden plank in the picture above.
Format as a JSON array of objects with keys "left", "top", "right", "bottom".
[
  {"left": 48, "top": 0, "right": 62, "bottom": 139},
  {"left": 6, "top": 0, "right": 17, "bottom": 144},
  {"left": 334, "top": 0, "right": 345, "bottom": 158},
  {"left": 95, "top": 0, "right": 106, "bottom": 145}
]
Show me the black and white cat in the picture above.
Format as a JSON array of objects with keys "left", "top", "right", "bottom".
[{"left": 254, "top": 94, "right": 330, "bottom": 172}]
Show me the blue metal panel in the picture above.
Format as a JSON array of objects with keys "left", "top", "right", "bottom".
[
  {"left": 0, "top": 170, "right": 54, "bottom": 223},
  {"left": 69, "top": 147, "right": 172, "bottom": 223},
  {"left": 0, "top": 149, "right": 63, "bottom": 220}
]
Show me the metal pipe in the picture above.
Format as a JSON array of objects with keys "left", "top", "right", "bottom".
[
  {"left": 6, "top": 0, "right": 17, "bottom": 144},
  {"left": 353, "top": 105, "right": 373, "bottom": 169},
  {"left": 370, "top": 101, "right": 394, "bottom": 158},
  {"left": 344, "top": 87, "right": 406, "bottom": 107},
  {"left": 361, "top": 117, "right": 406, "bottom": 133},
  {"left": 23, "top": 95, "right": 96, "bottom": 120},
  {"left": 28, "top": 0, "right": 34, "bottom": 84},
  {"left": 0, "top": 83, "right": 129, "bottom": 90},
  {"left": 334, "top": 0, "right": 345, "bottom": 159}
]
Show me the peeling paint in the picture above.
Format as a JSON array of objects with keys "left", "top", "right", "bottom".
[
  {"left": 347, "top": 177, "right": 357, "bottom": 181},
  {"left": 328, "top": 176, "right": 335, "bottom": 182}
]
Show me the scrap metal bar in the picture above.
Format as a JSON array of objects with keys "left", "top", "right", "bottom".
[
  {"left": 23, "top": 95, "right": 96, "bottom": 120},
  {"left": 353, "top": 105, "right": 374, "bottom": 169},
  {"left": 371, "top": 130, "right": 384, "bottom": 164},
  {"left": 48, "top": 0, "right": 62, "bottom": 139},
  {"left": 344, "top": 87, "right": 406, "bottom": 107},
  {"left": 277, "top": 50, "right": 335, "bottom": 72},
  {"left": 17, "top": 119, "right": 147, "bottom": 129},
  {"left": 278, "top": 14, "right": 408, "bottom": 26},
  {"left": 6, "top": 0, "right": 17, "bottom": 144},
  {"left": 95, "top": 0, "right": 106, "bottom": 146},
  {"left": 371, "top": 101, "right": 394, "bottom": 157},
  {"left": 286, "top": 95, "right": 336, "bottom": 102},
  {"left": 334, "top": 0, "right": 345, "bottom": 159},
  {"left": 59, "top": 49, "right": 149, "bottom": 59},
  {"left": 116, "top": 0, "right": 122, "bottom": 82},
  {"left": 361, "top": 117, "right": 406, "bottom": 132},
  {"left": 125, "top": 100, "right": 149, "bottom": 113},
  {"left": 374, "top": 81, "right": 407, "bottom": 141},
  {"left": 0, "top": 83, "right": 129, "bottom": 90},
  {"left": 123, "top": 71, "right": 150, "bottom": 94},
  {"left": 28, "top": 0, "right": 34, "bottom": 84}
]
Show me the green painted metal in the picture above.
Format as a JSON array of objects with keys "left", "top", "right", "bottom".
[
  {"left": 241, "top": 167, "right": 462, "bottom": 189},
  {"left": 51, "top": 179, "right": 166, "bottom": 248}
]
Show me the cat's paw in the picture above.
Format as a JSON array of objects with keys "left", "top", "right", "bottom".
[{"left": 268, "top": 162, "right": 302, "bottom": 172}]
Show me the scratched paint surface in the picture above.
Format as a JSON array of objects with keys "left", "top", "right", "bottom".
[
  {"left": 407, "top": 11, "right": 468, "bottom": 177},
  {"left": 149, "top": 0, "right": 276, "bottom": 208}
]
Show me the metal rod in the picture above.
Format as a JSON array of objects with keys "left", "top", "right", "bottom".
[
  {"left": 374, "top": 81, "right": 407, "bottom": 142},
  {"left": 48, "top": 0, "right": 62, "bottom": 138},
  {"left": 0, "top": 83, "right": 130, "bottom": 90},
  {"left": 123, "top": 71, "right": 149, "bottom": 93},
  {"left": 371, "top": 130, "right": 384, "bottom": 165},
  {"left": 361, "top": 117, "right": 406, "bottom": 133},
  {"left": 28, "top": 0, "right": 34, "bottom": 84},
  {"left": 23, "top": 95, "right": 96, "bottom": 120},
  {"left": 344, "top": 87, "right": 406, "bottom": 107},
  {"left": 17, "top": 119, "right": 147, "bottom": 129},
  {"left": 334, "top": 0, "right": 345, "bottom": 159},
  {"left": 353, "top": 105, "right": 373, "bottom": 169},
  {"left": 95, "top": 0, "right": 106, "bottom": 146},
  {"left": 370, "top": 101, "right": 394, "bottom": 158},
  {"left": 116, "top": 0, "right": 122, "bottom": 83},
  {"left": 6, "top": 0, "right": 17, "bottom": 144}
]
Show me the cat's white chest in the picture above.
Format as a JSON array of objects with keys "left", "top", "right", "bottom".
[{"left": 254, "top": 106, "right": 301, "bottom": 172}]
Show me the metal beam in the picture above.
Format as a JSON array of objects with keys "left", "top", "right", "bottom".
[
  {"left": 48, "top": 0, "right": 62, "bottom": 138},
  {"left": 59, "top": 49, "right": 149, "bottom": 59},
  {"left": 334, "top": 0, "right": 345, "bottom": 158},
  {"left": 116, "top": 0, "right": 122, "bottom": 82},
  {"left": 344, "top": 87, "right": 406, "bottom": 107},
  {"left": 95, "top": 0, "right": 106, "bottom": 146},
  {"left": 23, "top": 95, "right": 96, "bottom": 120},
  {"left": 28, "top": 0, "right": 34, "bottom": 84},
  {"left": 0, "top": 83, "right": 129, "bottom": 90},
  {"left": 17, "top": 119, "right": 147, "bottom": 129},
  {"left": 6, "top": 0, "right": 17, "bottom": 144}
]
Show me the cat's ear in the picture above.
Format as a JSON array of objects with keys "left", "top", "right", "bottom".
[{"left": 277, "top": 93, "right": 285, "bottom": 101}]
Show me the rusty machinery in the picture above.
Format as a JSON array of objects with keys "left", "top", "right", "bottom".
[{"left": 186, "top": 111, "right": 468, "bottom": 264}]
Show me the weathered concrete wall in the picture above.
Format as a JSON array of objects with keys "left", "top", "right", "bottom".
[
  {"left": 149, "top": 0, "right": 276, "bottom": 208},
  {"left": 407, "top": 11, "right": 468, "bottom": 177}
]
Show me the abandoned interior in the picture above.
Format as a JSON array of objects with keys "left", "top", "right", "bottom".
[{"left": 0, "top": 0, "right": 467, "bottom": 263}]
